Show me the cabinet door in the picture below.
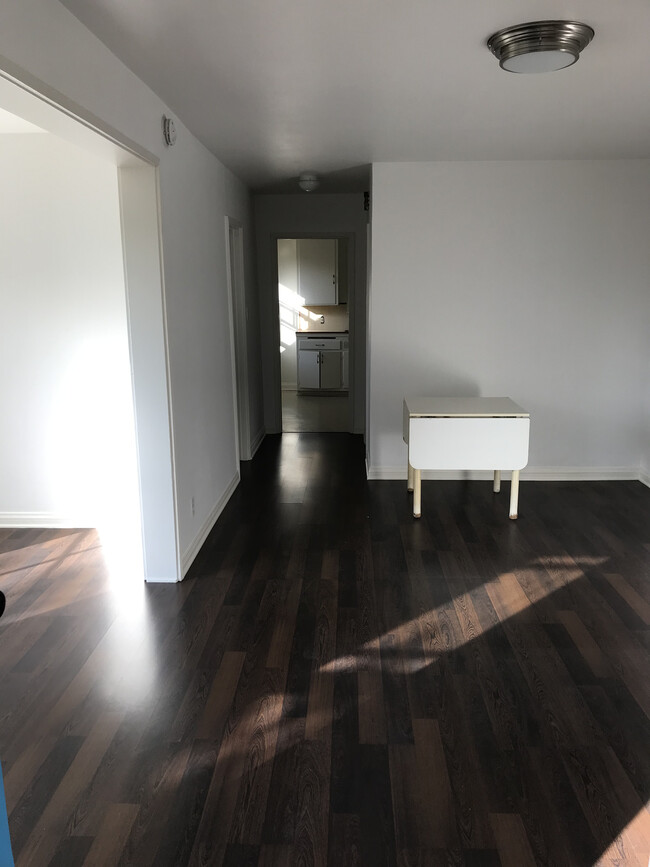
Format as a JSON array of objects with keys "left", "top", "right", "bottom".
[
  {"left": 297, "top": 239, "right": 337, "bottom": 306},
  {"left": 298, "top": 350, "right": 320, "bottom": 389},
  {"left": 320, "top": 350, "right": 342, "bottom": 389}
]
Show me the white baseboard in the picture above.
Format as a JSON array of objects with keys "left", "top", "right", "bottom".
[
  {"left": 249, "top": 426, "right": 265, "bottom": 459},
  {"left": 180, "top": 471, "right": 240, "bottom": 578},
  {"left": 640, "top": 468, "right": 650, "bottom": 489},
  {"left": 366, "top": 465, "right": 641, "bottom": 482},
  {"left": 0, "top": 512, "right": 94, "bottom": 528}
]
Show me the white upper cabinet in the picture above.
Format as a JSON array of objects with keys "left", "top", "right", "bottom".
[{"left": 296, "top": 239, "right": 338, "bottom": 306}]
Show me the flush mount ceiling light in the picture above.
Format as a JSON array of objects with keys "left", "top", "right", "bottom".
[
  {"left": 298, "top": 172, "right": 320, "bottom": 192},
  {"left": 488, "top": 20, "right": 594, "bottom": 73}
]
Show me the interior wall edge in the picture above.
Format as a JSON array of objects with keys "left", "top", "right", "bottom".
[
  {"left": 180, "top": 470, "right": 240, "bottom": 578},
  {"left": 249, "top": 427, "right": 266, "bottom": 461}
]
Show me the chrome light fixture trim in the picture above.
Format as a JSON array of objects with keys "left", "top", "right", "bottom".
[{"left": 487, "top": 20, "right": 594, "bottom": 73}]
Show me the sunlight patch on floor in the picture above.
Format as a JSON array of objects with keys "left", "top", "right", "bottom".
[{"left": 320, "top": 558, "right": 608, "bottom": 674}]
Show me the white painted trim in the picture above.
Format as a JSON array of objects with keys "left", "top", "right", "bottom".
[
  {"left": 155, "top": 169, "right": 182, "bottom": 585},
  {"left": 180, "top": 471, "right": 240, "bottom": 578},
  {"left": 225, "top": 217, "right": 252, "bottom": 461},
  {"left": 0, "top": 57, "right": 158, "bottom": 167},
  {"left": 0, "top": 513, "right": 93, "bottom": 528},
  {"left": 249, "top": 427, "right": 265, "bottom": 460},
  {"left": 366, "top": 465, "right": 641, "bottom": 482},
  {"left": 640, "top": 469, "right": 650, "bottom": 489}
]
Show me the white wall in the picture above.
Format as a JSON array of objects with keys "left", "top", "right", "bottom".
[
  {"left": 369, "top": 161, "right": 650, "bottom": 478},
  {"left": 0, "top": 0, "right": 261, "bottom": 579},
  {"left": 0, "top": 134, "right": 140, "bottom": 544},
  {"left": 254, "top": 194, "right": 368, "bottom": 433}
]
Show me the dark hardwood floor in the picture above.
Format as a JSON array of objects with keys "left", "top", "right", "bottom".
[{"left": 1, "top": 433, "right": 649, "bottom": 866}]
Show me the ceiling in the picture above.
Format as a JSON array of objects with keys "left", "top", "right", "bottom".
[{"left": 58, "top": 0, "right": 650, "bottom": 192}]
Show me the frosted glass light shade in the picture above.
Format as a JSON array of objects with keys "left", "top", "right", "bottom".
[
  {"left": 502, "top": 49, "right": 577, "bottom": 73},
  {"left": 298, "top": 173, "right": 320, "bottom": 192}
]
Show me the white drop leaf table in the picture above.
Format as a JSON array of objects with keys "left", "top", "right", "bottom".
[{"left": 403, "top": 397, "right": 530, "bottom": 519}]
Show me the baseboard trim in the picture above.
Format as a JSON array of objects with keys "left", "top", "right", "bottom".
[
  {"left": 0, "top": 512, "right": 94, "bottom": 528},
  {"left": 180, "top": 472, "right": 240, "bottom": 578},
  {"left": 249, "top": 427, "right": 265, "bottom": 460},
  {"left": 640, "top": 469, "right": 650, "bottom": 489},
  {"left": 366, "top": 466, "right": 641, "bottom": 482}
]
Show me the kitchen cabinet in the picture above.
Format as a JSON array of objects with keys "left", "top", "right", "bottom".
[
  {"left": 296, "top": 334, "right": 349, "bottom": 392},
  {"left": 297, "top": 348, "right": 320, "bottom": 389},
  {"left": 297, "top": 239, "right": 338, "bottom": 306},
  {"left": 320, "top": 350, "right": 342, "bottom": 389}
]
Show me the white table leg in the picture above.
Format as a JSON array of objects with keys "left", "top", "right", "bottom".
[
  {"left": 493, "top": 470, "right": 501, "bottom": 493},
  {"left": 407, "top": 461, "right": 414, "bottom": 492},
  {"left": 413, "top": 468, "right": 421, "bottom": 518},
  {"left": 509, "top": 470, "right": 520, "bottom": 519}
]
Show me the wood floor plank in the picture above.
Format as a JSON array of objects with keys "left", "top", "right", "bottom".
[
  {"left": 603, "top": 573, "right": 650, "bottom": 626},
  {"left": 1, "top": 438, "right": 649, "bottom": 865},
  {"left": 194, "top": 651, "right": 246, "bottom": 741},
  {"left": 489, "top": 813, "right": 536, "bottom": 867},
  {"left": 557, "top": 609, "right": 613, "bottom": 678},
  {"left": 81, "top": 803, "right": 139, "bottom": 867}
]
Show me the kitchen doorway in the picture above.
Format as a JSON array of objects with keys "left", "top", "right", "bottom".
[{"left": 277, "top": 237, "right": 350, "bottom": 432}]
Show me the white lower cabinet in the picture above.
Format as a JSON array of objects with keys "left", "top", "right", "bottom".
[
  {"left": 296, "top": 334, "right": 349, "bottom": 392},
  {"left": 320, "top": 351, "right": 342, "bottom": 389},
  {"left": 297, "top": 349, "right": 320, "bottom": 389}
]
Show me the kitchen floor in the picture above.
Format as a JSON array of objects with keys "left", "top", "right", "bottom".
[{"left": 282, "top": 388, "right": 349, "bottom": 432}]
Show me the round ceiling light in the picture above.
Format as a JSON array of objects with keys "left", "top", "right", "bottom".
[
  {"left": 298, "top": 172, "right": 320, "bottom": 192},
  {"left": 487, "top": 20, "right": 594, "bottom": 73}
]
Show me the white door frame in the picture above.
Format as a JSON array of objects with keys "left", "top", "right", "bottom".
[
  {"left": 0, "top": 62, "right": 181, "bottom": 582},
  {"left": 271, "top": 231, "right": 356, "bottom": 434},
  {"left": 225, "top": 217, "right": 251, "bottom": 460}
]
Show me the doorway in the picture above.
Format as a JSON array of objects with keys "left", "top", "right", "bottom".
[
  {"left": 277, "top": 237, "right": 350, "bottom": 432},
  {"left": 226, "top": 218, "right": 251, "bottom": 459},
  {"left": 0, "top": 71, "right": 178, "bottom": 583}
]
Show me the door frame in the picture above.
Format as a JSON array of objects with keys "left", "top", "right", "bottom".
[
  {"left": 271, "top": 231, "right": 356, "bottom": 434},
  {"left": 225, "top": 217, "right": 251, "bottom": 461},
  {"left": 0, "top": 61, "right": 180, "bottom": 582}
]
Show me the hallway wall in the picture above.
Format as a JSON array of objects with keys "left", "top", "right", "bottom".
[
  {"left": 254, "top": 193, "right": 368, "bottom": 434},
  {"left": 1, "top": 0, "right": 260, "bottom": 578}
]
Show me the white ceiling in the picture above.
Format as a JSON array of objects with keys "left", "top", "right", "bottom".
[{"left": 58, "top": 0, "right": 650, "bottom": 191}]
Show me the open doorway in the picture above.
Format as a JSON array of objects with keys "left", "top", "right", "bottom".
[
  {"left": 277, "top": 237, "right": 350, "bottom": 432},
  {"left": 0, "top": 71, "right": 178, "bottom": 583}
]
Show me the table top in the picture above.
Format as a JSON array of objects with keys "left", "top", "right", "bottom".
[{"left": 404, "top": 397, "right": 529, "bottom": 418}]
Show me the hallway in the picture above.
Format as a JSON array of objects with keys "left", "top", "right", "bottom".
[
  {"left": 0, "top": 434, "right": 649, "bottom": 865},
  {"left": 281, "top": 392, "right": 349, "bottom": 432}
]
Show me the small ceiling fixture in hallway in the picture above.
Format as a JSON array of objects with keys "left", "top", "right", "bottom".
[
  {"left": 487, "top": 20, "right": 594, "bottom": 73},
  {"left": 298, "top": 172, "right": 320, "bottom": 192}
]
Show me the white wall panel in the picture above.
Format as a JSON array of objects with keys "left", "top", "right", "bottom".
[{"left": 369, "top": 161, "right": 650, "bottom": 478}]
